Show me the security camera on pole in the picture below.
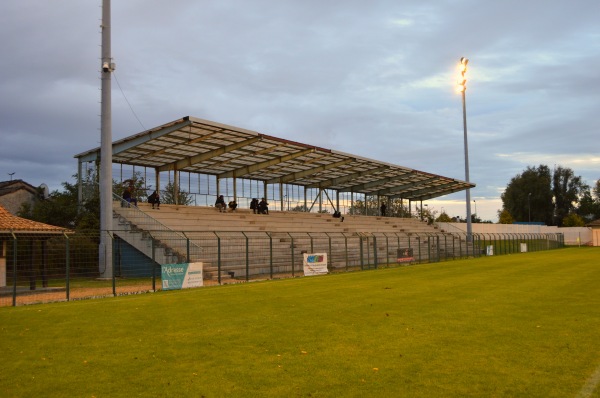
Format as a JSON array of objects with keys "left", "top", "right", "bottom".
[{"left": 457, "top": 57, "right": 472, "bottom": 242}]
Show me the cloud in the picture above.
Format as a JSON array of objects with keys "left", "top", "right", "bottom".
[{"left": 1, "top": 0, "right": 599, "bottom": 222}]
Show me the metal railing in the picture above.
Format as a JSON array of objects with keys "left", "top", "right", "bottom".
[{"left": 1, "top": 229, "right": 564, "bottom": 307}]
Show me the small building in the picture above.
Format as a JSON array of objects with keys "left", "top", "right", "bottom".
[
  {"left": 0, "top": 204, "right": 67, "bottom": 289},
  {"left": 586, "top": 219, "right": 600, "bottom": 246},
  {"left": 0, "top": 179, "right": 41, "bottom": 215}
]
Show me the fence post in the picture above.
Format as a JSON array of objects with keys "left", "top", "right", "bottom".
[
  {"left": 151, "top": 234, "right": 156, "bottom": 292},
  {"left": 64, "top": 232, "right": 70, "bottom": 301},
  {"left": 268, "top": 232, "right": 273, "bottom": 279},
  {"left": 214, "top": 232, "right": 221, "bottom": 285},
  {"left": 243, "top": 232, "right": 249, "bottom": 282},
  {"left": 325, "top": 233, "right": 332, "bottom": 271},
  {"left": 359, "top": 235, "right": 364, "bottom": 270},
  {"left": 373, "top": 235, "right": 378, "bottom": 269},
  {"left": 288, "top": 232, "right": 295, "bottom": 277},
  {"left": 385, "top": 234, "right": 389, "bottom": 266},
  {"left": 427, "top": 235, "right": 431, "bottom": 263},
  {"left": 108, "top": 232, "right": 116, "bottom": 297},
  {"left": 344, "top": 234, "right": 348, "bottom": 271},
  {"left": 12, "top": 232, "right": 17, "bottom": 307}
]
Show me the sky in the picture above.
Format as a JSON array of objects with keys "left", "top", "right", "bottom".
[{"left": 1, "top": 0, "right": 599, "bottom": 222}]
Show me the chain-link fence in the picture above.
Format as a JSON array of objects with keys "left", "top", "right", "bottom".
[{"left": 0, "top": 230, "right": 564, "bottom": 306}]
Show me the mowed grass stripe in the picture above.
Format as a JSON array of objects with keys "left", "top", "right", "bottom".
[{"left": 1, "top": 248, "right": 599, "bottom": 397}]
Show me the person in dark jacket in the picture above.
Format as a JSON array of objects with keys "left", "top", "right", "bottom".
[
  {"left": 148, "top": 190, "right": 160, "bottom": 209},
  {"left": 122, "top": 186, "right": 138, "bottom": 207},
  {"left": 250, "top": 198, "right": 259, "bottom": 214},
  {"left": 215, "top": 195, "right": 226, "bottom": 212},
  {"left": 258, "top": 198, "right": 269, "bottom": 214}
]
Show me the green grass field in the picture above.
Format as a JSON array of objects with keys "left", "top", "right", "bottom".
[{"left": 1, "top": 247, "right": 599, "bottom": 397}]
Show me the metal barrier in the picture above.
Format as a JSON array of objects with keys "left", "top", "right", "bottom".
[{"left": 0, "top": 230, "right": 564, "bottom": 306}]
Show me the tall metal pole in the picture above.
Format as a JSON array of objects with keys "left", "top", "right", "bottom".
[
  {"left": 99, "top": 0, "right": 113, "bottom": 278},
  {"left": 462, "top": 87, "right": 472, "bottom": 240},
  {"left": 460, "top": 57, "right": 472, "bottom": 242}
]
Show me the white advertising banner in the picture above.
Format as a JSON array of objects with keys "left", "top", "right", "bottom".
[
  {"left": 303, "top": 253, "right": 328, "bottom": 276},
  {"left": 486, "top": 245, "right": 494, "bottom": 256},
  {"left": 161, "top": 262, "right": 203, "bottom": 290},
  {"left": 520, "top": 243, "right": 528, "bottom": 253}
]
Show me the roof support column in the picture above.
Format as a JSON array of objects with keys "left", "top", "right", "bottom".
[
  {"left": 263, "top": 181, "right": 267, "bottom": 203},
  {"left": 386, "top": 196, "right": 390, "bottom": 217},
  {"left": 351, "top": 191, "right": 354, "bottom": 215},
  {"left": 233, "top": 177, "right": 237, "bottom": 201},
  {"left": 318, "top": 188, "right": 322, "bottom": 213},
  {"left": 304, "top": 187, "right": 307, "bottom": 212},
  {"left": 172, "top": 169, "right": 180, "bottom": 205},
  {"left": 77, "top": 159, "right": 83, "bottom": 213},
  {"left": 336, "top": 191, "right": 340, "bottom": 213},
  {"left": 279, "top": 182, "right": 284, "bottom": 212},
  {"left": 401, "top": 198, "right": 404, "bottom": 218},
  {"left": 154, "top": 167, "right": 160, "bottom": 195}
]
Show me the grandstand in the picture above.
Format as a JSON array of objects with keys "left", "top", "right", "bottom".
[
  {"left": 75, "top": 116, "right": 477, "bottom": 280},
  {"left": 112, "top": 201, "right": 473, "bottom": 281}
]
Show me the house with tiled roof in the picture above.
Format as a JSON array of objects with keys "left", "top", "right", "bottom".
[
  {"left": 0, "top": 179, "right": 40, "bottom": 215},
  {"left": 0, "top": 204, "right": 67, "bottom": 288}
]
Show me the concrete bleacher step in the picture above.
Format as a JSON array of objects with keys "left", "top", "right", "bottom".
[{"left": 115, "top": 203, "right": 446, "bottom": 277}]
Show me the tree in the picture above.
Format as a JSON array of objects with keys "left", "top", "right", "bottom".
[
  {"left": 562, "top": 213, "right": 585, "bottom": 227},
  {"left": 435, "top": 212, "right": 453, "bottom": 222},
  {"left": 161, "top": 181, "right": 193, "bottom": 205},
  {"left": 501, "top": 165, "right": 554, "bottom": 224},
  {"left": 497, "top": 209, "right": 514, "bottom": 224},
  {"left": 575, "top": 186, "right": 600, "bottom": 222},
  {"left": 552, "top": 166, "right": 585, "bottom": 226}
]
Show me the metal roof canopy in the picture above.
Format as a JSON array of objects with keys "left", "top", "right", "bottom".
[{"left": 75, "top": 116, "right": 474, "bottom": 201}]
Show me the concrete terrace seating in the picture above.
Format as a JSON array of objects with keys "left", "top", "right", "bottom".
[
  {"left": 114, "top": 202, "right": 466, "bottom": 281},
  {"left": 133, "top": 203, "right": 438, "bottom": 234}
]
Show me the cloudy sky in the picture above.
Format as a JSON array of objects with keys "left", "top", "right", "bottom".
[{"left": 1, "top": 0, "right": 598, "bottom": 221}]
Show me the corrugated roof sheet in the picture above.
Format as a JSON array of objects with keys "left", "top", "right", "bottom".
[{"left": 75, "top": 116, "right": 475, "bottom": 201}]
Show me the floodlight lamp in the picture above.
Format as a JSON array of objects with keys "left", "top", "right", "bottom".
[{"left": 460, "top": 57, "right": 469, "bottom": 66}]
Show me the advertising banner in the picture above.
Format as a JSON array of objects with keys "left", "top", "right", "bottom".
[
  {"left": 486, "top": 245, "right": 494, "bottom": 256},
  {"left": 520, "top": 243, "right": 528, "bottom": 253},
  {"left": 161, "top": 262, "right": 203, "bottom": 290},
  {"left": 397, "top": 248, "right": 415, "bottom": 263},
  {"left": 303, "top": 253, "right": 328, "bottom": 276}
]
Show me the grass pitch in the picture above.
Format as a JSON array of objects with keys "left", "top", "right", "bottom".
[{"left": 1, "top": 247, "right": 599, "bottom": 397}]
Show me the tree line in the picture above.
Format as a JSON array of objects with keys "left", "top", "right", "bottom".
[{"left": 498, "top": 165, "right": 600, "bottom": 226}]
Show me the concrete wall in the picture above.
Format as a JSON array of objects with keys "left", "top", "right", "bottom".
[{"left": 436, "top": 222, "right": 592, "bottom": 246}]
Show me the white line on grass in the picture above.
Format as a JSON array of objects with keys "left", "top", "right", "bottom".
[{"left": 577, "top": 361, "right": 600, "bottom": 398}]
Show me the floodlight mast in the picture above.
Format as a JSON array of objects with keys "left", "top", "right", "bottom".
[
  {"left": 458, "top": 57, "right": 472, "bottom": 242},
  {"left": 99, "top": 0, "right": 113, "bottom": 278}
]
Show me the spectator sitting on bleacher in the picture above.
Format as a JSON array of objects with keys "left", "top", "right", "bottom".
[
  {"left": 333, "top": 210, "right": 344, "bottom": 222},
  {"left": 258, "top": 198, "right": 269, "bottom": 214},
  {"left": 122, "top": 186, "right": 138, "bottom": 207},
  {"left": 250, "top": 198, "right": 259, "bottom": 214},
  {"left": 228, "top": 200, "right": 238, "bottom": 212},
  {"left": 215, "top": 195, "right": 226, "bottom": 212},
  {"left": 148, "top": 190, "right": 160, "bottom": 209}
]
